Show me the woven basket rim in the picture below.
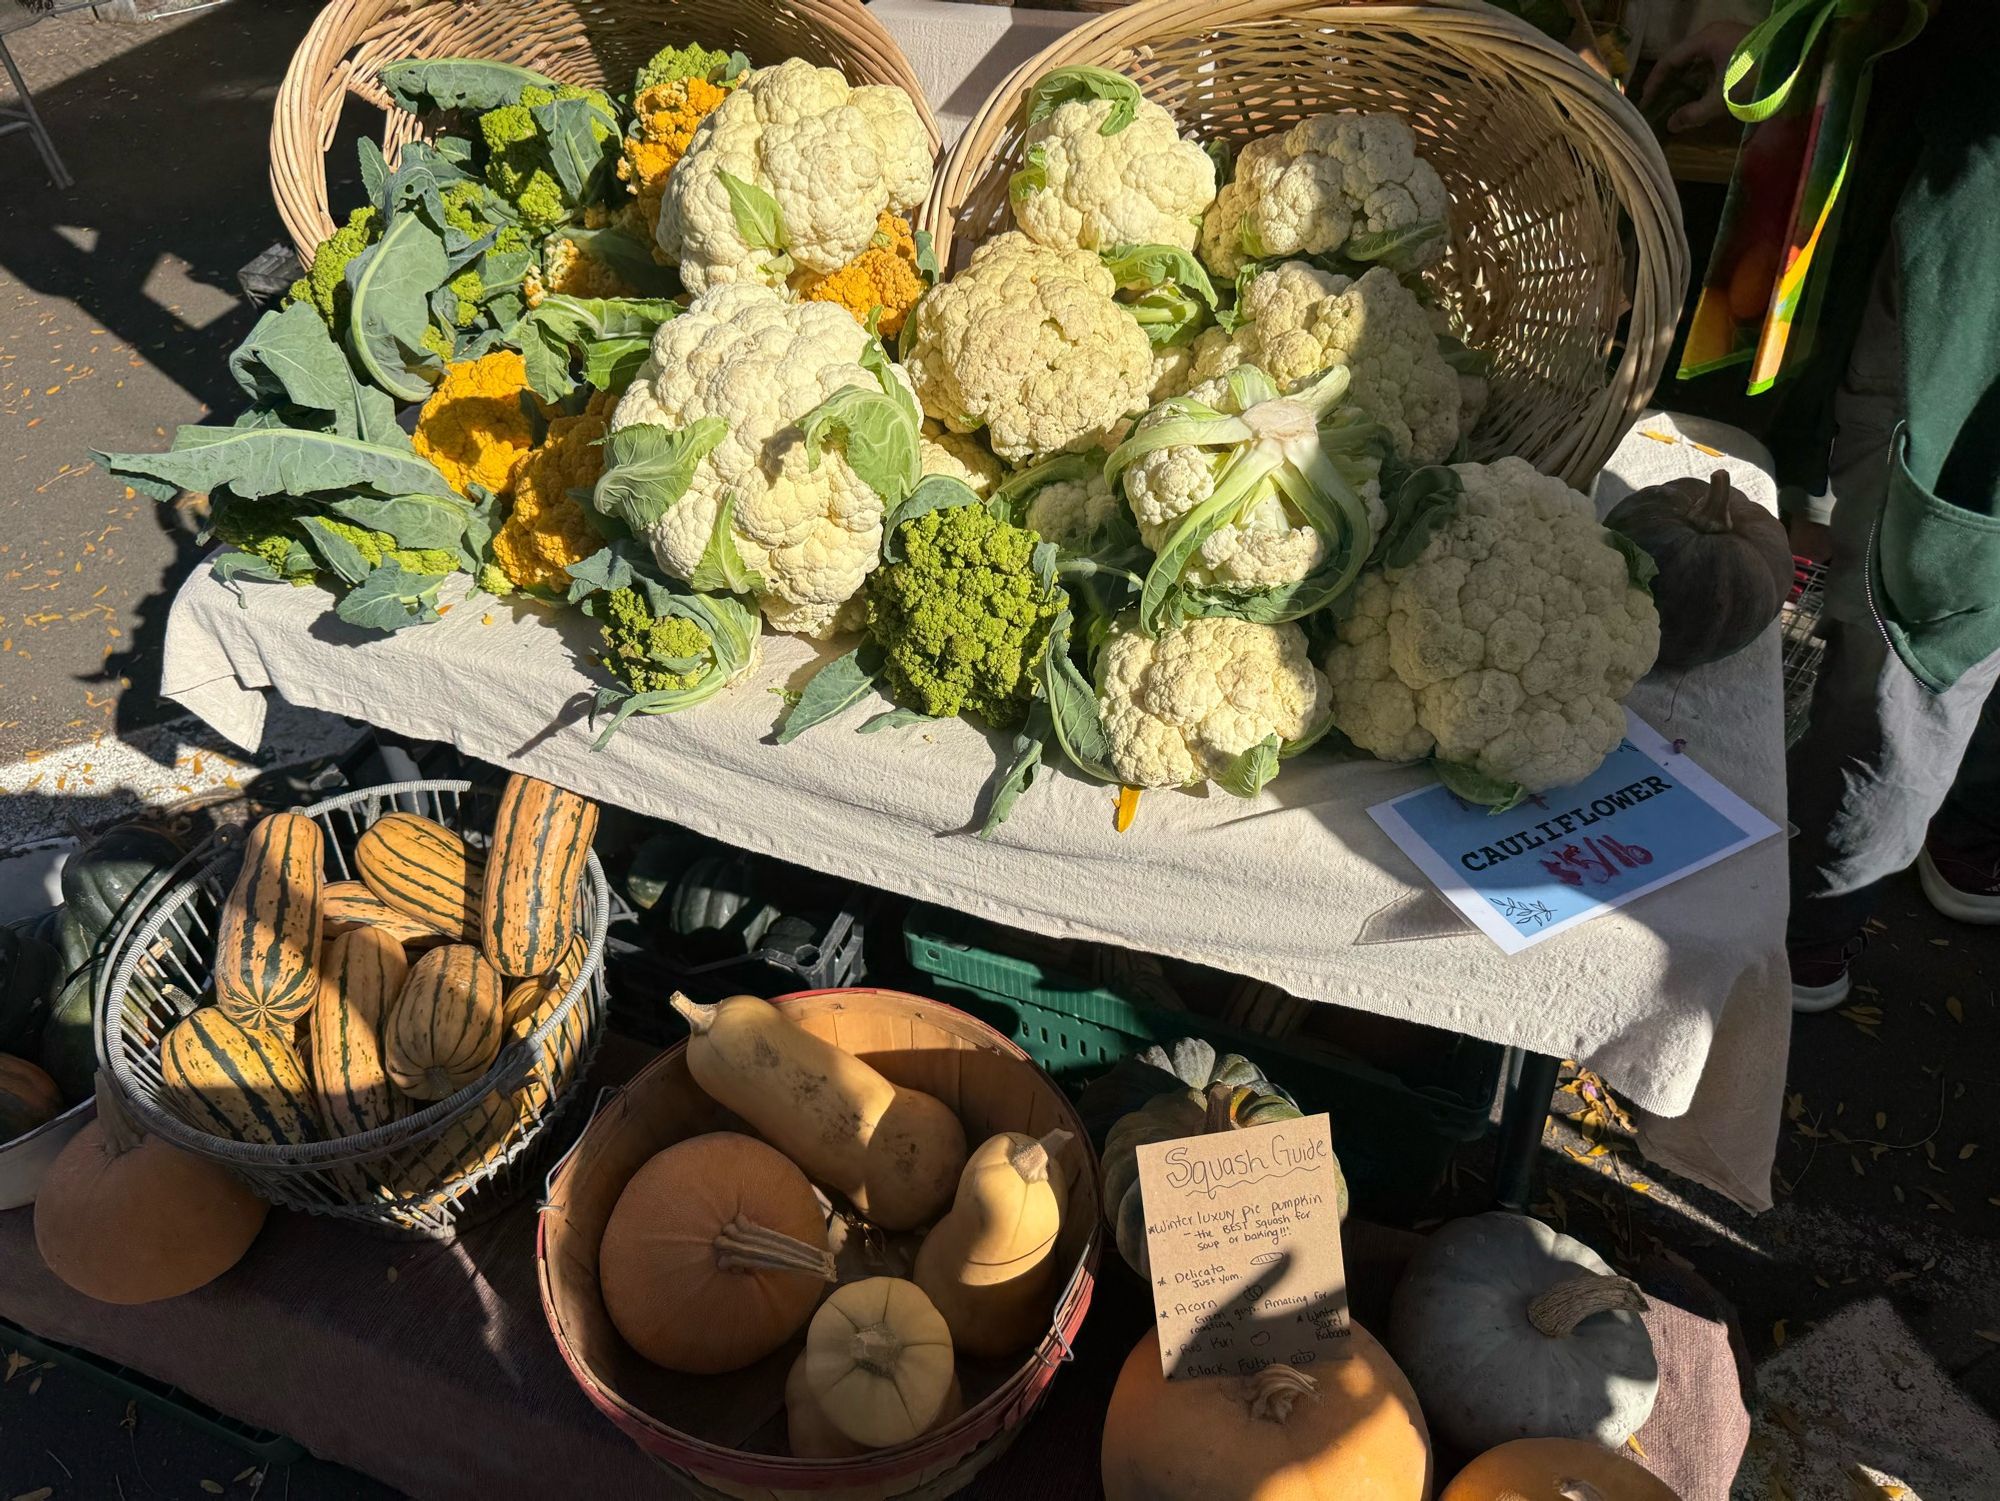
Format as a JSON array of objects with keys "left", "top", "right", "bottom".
[
  {"left": 536, "top": 987, "right": 1103, "bottom": 1484},
  {"left": 98, "top": 778, "right": 608, "bottom": 1171},
  {"left": 920, "top": 0, "right": 1689, "bottom": 488},
  {"left": 269, "top": 0, "right": 943, "bottom": 261}
]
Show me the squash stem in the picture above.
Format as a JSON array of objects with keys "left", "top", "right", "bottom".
[
  {"left": 1245, "top": 1364, "right": 1318, "bottom": 1423},
  {"left": 1525, "top": 1271, "right": 1649, "bottom": 1338},
  {"left": 92, "top": 1070, "right": 143, "bottom": 1158},
  {"left": 669, "top": 993, "right": 718, "bottom": 1034},
  {"left": 1202, "top": 1081, "right": 1245, "bottom": 1133},
  {"left": 1693, "top": 468, "right": 1737, "bottom": 533},
  {"left": 712, "top": 1216, "right": 836, "bottom": 1281},
  {"left": 850, "top": 1322, "right": 904, "bottom": 1378},
  {"left": 1013, "top": 1128, "right": 1073, "bottom": 1186}
]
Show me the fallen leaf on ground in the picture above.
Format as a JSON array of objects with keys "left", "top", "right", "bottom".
[
  {"left": 1773, "top": 1319, "right": 1788, "bottom": 1347},
  {"left": 1947, "top": 996, "right": 1965, "bottom": 1022}
]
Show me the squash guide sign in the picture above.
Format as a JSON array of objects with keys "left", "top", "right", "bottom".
[
  {"left": 1368, "top": 710, "right": 1781, "bottom": 953},
  {"left": 1136, "top": 1112, "right": 1350, "bottom": 1381}
]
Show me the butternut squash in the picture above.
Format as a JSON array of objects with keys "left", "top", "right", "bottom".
[
  {"left": 786, "top": 1352, "right": 963, "bottom": 1458},
  {"left": 671, "top": 993, "right": 966, "bottom": 1231},
  {"left": 802, "top": 1277, "right": 955, "bottom": 1450},
  {"left": 355, "top": 813, "right": 484, "bottom": 941},
  {"left": 213, "top": 812, "right": 323, "bottom": 1031},
  {"left": 600, "top": 1132, "right": 834, "bottom": 1374},
  {"left": 481, "top": 774, "right": 598, "bottom": 976},
  {"left": 913, "top": 1128, "right": 1071, "bottom": 1358},
  {"left": 384, "top": 944, "right": 504, "bottom": 1100}
]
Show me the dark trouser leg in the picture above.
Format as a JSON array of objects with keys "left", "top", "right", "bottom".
[
  {"left": 1788, "top": 251, "right": 2000, "bottom": 944},
  {"left": 1935, "top": 691, "right": 2000, "bottom": 853}
]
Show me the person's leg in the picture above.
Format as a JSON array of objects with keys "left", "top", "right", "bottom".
[
  {"left": 1785, "top": 252, "right": 2000, "bottom": 999},
  {"left": 1918, "top": 686, "right": 2000, "bottom": 920}
]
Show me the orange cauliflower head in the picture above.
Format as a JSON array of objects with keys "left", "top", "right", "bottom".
[
  {"left": 493, "top": 394, "right": 613, "bottom": 592},
  {"left": 412, "top": 350, "right": 538, "bottom": 498}
]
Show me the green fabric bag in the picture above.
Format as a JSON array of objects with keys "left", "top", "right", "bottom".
[{"left": 1869, "top": 25, "right": 2000, "bottom": 691}]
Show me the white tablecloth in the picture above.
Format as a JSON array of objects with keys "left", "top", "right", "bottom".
[{"left": 160, "top": 413, "right": 1792, "bottom": 1210}]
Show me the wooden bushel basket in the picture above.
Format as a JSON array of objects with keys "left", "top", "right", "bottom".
[
  {"left": 923, "top": 0, "right": 1688, "bottom": 488},
  {"left": 269, "top": 0, "right": 941, "bottom": 262},
  {"left": 537, "top": 988, "right": 1101, "bottom": 1501}
]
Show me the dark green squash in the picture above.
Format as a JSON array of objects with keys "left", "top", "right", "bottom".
[
  {"left": 1604, "top": 469, "right": 1794, "bottom": 669},
  {"left": 1079, "top": 1037, "right": 1287, "bottom": 1143},
  {"left": 38, "top": 963, "right": 99, "bottom": 1106},
  {"left": 0, "top": 925, "right": 64, "bottom": 1054},
  {"left": 667, "top": 851, "right": 777, "bottom": 957},
  {"left": 60, "top": 823, "right": 185, "bottom": 946}
]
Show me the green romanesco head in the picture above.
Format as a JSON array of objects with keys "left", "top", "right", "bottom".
[
  {"left": 316, "top": 518, "right": 456, "bottom": 576},
  {"left": 447, "top": 268, "right": 484, "bottom": 328},
  {"left": 479, "top": 84, "right": 614, "bottom": 232},
  {"left": 210, "top": 494, "right": 311, "bottom": 575},
  {"left": 635, "top": 41, "right": 732, "bottom": 94},
  {"left": 865, "top": 504, "right": 1061, "bottom": 729},
  {"left": 419, "top": 323, "right": 457, "bottom": 362},
  {"left": 476, "top": 563, "right": 514, "bottom": 597},
  {"left": 290, "top": 205, "right": 382, "bottom": 330},
  {"left": 599, "top": 586, "right": 714, "bottom": 694}
]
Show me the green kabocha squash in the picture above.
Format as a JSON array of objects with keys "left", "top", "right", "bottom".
[
  {"left": 1101, "top": 1056, "right": 1345, "bottom": 1278},
  {"left": 1604, "top": 468, "right": 1793, "bottom": 668},
  {"left": 1387, "top": 1211, "right": 1658, "bottom": 1453},
  {"left": 667, "top": 851, "right": 777, "bottom": 957},
  {"left": 38, "top": 911, "right": 102, "bottom": 1105},
  {"left": 1080, "top": 1037, "right": 1288, "bottom": 1144},
  {"left": 0, "top": 924, "right": 64, "bottom": 1054},
  {"left": 59, "top": 823, "right": 185, "bottom": 946}
]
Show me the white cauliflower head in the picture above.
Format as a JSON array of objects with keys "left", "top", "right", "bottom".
[
  {"left": 988, "top": 450, "right": 1121, "bottom": 553},
  {"left": 1119, "top": 369, "right": 1383, "bottom": 596},
  {"left": 900, "top": 231, "right": 1154, "bottom": 464},
  {"left": 1198, "top": 112, "right": 1449, "bottom": 279},
  {"left": 608, "top": 283, "right": 913, "bottom": 638},
  {"left": 1190, "top": 262, "right": 1462, "bottom": 464},
  {"left": 1009, "top": 67, "right": 1216, "bottom": 255},
  {"left": 919, "top": 427, "right": 1005, "bottom": 497},
  {"left": 657, "top": 59, "right": 933, "bottom": 293},
  {"left": 1323, "top": 457, "right": 1662, "bottom": 793},
  {"left": 1098, "top": 615, "right": 1332, "bottom": 789}
]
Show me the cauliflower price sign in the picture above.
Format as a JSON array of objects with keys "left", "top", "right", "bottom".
[{"left": 1368, "top": 713, "right": 1781, "bottom": 954}]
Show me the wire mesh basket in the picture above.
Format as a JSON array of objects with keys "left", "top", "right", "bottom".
[
  {"left": 98, "top": 780, "right": 609, "bottom": 1239},
  {"left": 1782, "top": 558, "right": 1829, "bottom": 747}
]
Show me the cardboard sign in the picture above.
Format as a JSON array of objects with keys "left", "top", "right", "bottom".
[
  {"left": 1367, "top": 710, "right": 1782, "bottom": 953},
  {"left": 1135, "top": 1112, "right": 1350, "bottom": 1380}
]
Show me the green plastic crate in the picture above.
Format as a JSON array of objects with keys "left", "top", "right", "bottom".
[
  {"left": 903, "top": 905, "right": 1505, "bottom": 1212},
  {"left": 0, "top": 1318, "right": 306, "bottom": 1464}
]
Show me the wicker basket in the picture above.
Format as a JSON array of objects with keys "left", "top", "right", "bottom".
[
  {"left": 97, "top": 781, "right": 609, "bottom": 1240},
  {"left": 269, "top": 0, "right": 942, "bottom": 262},
  {"left": 925, "top": 0, "right": 1687, "bottom": 488},
  {"left": 539, "top": 988, "right": 1100, "bottom": 1501}
]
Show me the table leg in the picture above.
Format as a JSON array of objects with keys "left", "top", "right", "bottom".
[
  {"left": 1493, "top": 1050, "right": 1561, "bottom": 1212},
  {"left": 0, "top": 37, "right": 74, "bottom": 191}
]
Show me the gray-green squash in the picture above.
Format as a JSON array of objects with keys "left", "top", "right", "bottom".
[{"left": 1387, "top": 1211, "right": 1658, "bottom": 1452}]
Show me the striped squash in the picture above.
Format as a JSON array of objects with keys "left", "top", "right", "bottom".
[
  {"left": 509, "top": 973, "right": 593, "bottom": 1116},
  {"left": 381, "top": 1089, "right": 518, "bottom": 1202},
  {"left": 322, "top": 880, "right": 442, "bottom": 947},
  {"left": 481, "top": 775, "right": 598, "bottom": 977},
  {"left": 384, "top": 944, "right": 504, "bottom": 1101},
  {"left": 307, "top": 929, "right": 406, "bottom": 1138},
  {"left": 160, "top": 1007, "right": 318, "bottom": 1146},
  {"left": 213, "top": 813, "right": 324, "bottom": 1031},
  {"left": 355, "top": 814, "right": 484, "bottom": 942},
  {"left": 501, "top": 932, "right": 589, "bottom": 1028}
]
